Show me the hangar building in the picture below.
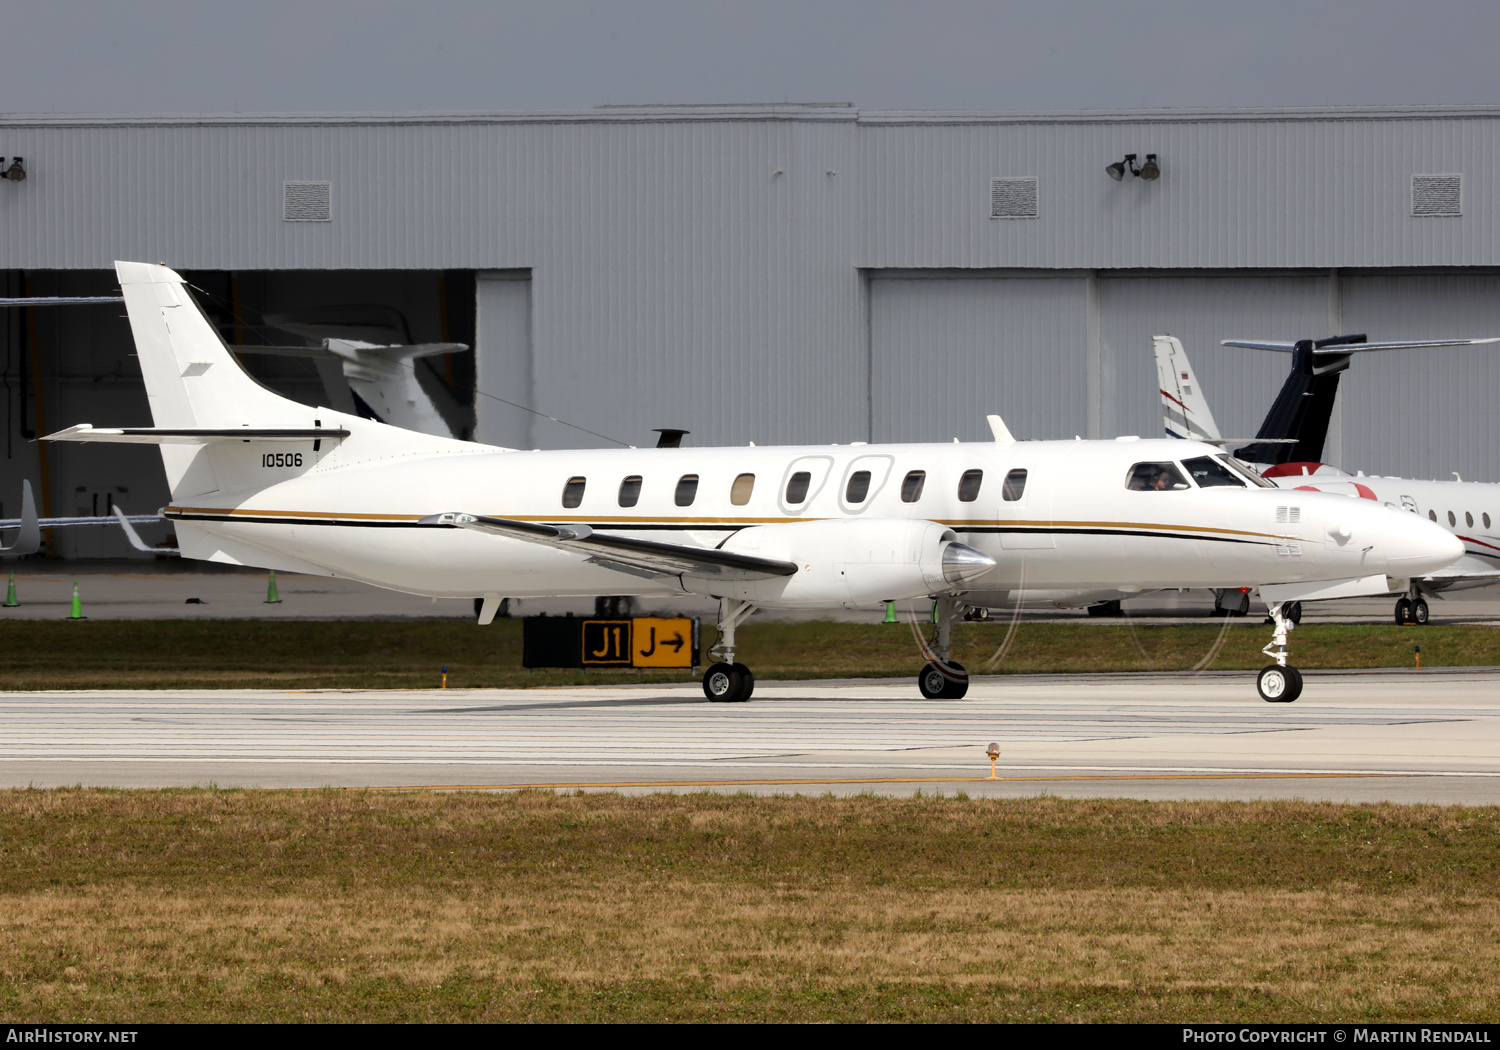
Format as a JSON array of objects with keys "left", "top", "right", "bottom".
[{"left": 3, "top": 103, "right": 1499, "bottom": 557}]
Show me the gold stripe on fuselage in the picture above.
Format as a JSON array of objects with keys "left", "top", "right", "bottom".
[{"left": 164, "top": 506, "right": 1293, "bottom": 542}]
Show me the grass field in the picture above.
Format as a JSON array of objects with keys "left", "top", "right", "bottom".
[
  {"left": 1, "top": 790, "right": 1497, "bottom": 1023},
  {"left": 0, "top": 618, "right": 1497, "bottom": 689}
]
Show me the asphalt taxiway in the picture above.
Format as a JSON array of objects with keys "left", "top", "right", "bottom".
[{"left": 4, "top": 668, "right": 1499, "bottom": 803}]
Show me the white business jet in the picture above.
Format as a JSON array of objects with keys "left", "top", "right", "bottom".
[
  {"left": 40, "top": 263, "right": 1463, "bottom": 704},
  {"left": 1157, "top": 334, "right": 1500, "bottom": 624}
]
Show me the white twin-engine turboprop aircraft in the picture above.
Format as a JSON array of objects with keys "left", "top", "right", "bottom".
[{"left": 42, "top": 263, "right": 1464, "bottom": 704}]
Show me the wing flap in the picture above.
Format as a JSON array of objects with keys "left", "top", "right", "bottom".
[{"left": 420, "top": 512, "right": 798, "bottom": 581}]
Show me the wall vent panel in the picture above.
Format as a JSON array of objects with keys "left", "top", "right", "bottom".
[
  {"left": 1412, "top": 175, "right": 1461, "bottom": 217},
  {"left": 283, "top": 181, "right": 332, "bottom": 222},
  {"left": 990, "top": 177, "right": 1038, "bottom": 219}
]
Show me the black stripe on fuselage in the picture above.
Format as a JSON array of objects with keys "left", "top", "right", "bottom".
[{"left": 165, "top": 511, "right": 1280, "bottom": 546}]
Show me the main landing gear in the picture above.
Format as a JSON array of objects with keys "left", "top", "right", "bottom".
[
  {"left": 1256, "top": 600, "right": 1303, "bottom": 703},
  {"left": 702, "top": 598, "right": 757, "bottom": 702},
  {"left": 1395, "top": 594, "right": 1430, "bottom": 626},
  {"left": 918, "top": 597, "right": 970, "bottom": 700}
]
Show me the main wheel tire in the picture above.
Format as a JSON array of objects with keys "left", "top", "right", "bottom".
[
  {"left": 729, "top": 662, "right": 755, "bottom": 701},
  {"left": 1286, "top": 600, "right": 1303, "bottom": 625},
  {"left": 1395, "top": 598, "right": 1413, "bottom": 625},
  {"left": 1413, "top": 598, "right": 1430, "bottom": 626},
  {"left": 943, "top": 660, "right": 969, "bottom": 700},
  {"left": 918, "top": 662, "right": 948, "bottom": 699},
  {"left": 1088, "top": 600, "right": 1123, "bottom": 618},
  {"left": 1257, "top": 664, "right": 1303, "bottom": 703},
  {"left": 1233, "top": 591, "right": 1251, "bottom": 617},
  {"left": 703, "top": 662, "right": 745, "bottom": 702}
]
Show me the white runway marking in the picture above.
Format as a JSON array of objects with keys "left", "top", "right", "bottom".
[{"left": 4, "top": 669, "right": 1499, "bottom": 802}]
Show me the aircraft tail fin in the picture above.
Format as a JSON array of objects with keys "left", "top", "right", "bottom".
[
  {"left": 1154, "top": 336, "right": 1221, "bottom": 442},
  {"left": 1232, "top": 334, "right": 1365, "bottom": 465}
]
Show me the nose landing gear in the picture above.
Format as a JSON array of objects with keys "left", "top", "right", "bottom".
[
  {"left": 702, "top": 598, "right": 757, "bottom": 702},
  {"left": 1257, "top": 600, "right": 1303, "bottom": 703},
  {"left": 1395, "top": 594, "right": 1430, "bottom": 625}
]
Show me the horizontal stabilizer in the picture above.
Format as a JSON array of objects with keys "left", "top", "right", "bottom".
[
  {"left": 235, "top": 342, "right": 468, "bottom": 361},
  {"left": 43, "top": 424, "right": 350, "bottom": 445},
  {"left": 420, "top": 512, "right": 799, "bottom": 582},
  {"left": 1224, "top": 337, "right": 1500, "bottom": 353},
  {"left": 1199, "top": 437, "right": 1298, "bottom": 446}
]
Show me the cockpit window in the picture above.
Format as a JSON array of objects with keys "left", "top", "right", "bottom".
[
  {"left": 1216, "top": 455, "right": 1276, "bottom": 488},
  {"left": 1126, "top": 462, "right": 1190, "bottom": 491},
  {"left": 1182, "top": 456, "right": 1246, "bottom": 489}
]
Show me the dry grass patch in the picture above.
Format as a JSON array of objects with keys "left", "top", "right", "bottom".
[{"left": 2, "top": 792, "right": 1499, "bottom": 1021}]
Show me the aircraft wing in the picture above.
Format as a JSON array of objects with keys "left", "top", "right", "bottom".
[
  {"left": 420, "top": 512, "right": 799, "bottom": 582},
  {"left": 43, "top": 424, "right": 349, "bottom": 444},
  {"left": 1223, "top": 337, "right": 1500, "bottom": 354}
]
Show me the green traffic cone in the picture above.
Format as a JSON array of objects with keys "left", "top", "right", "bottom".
[
  {"left": 68, "top": 578, "right": 84, "bottom": 620},
  {"left": 883, "top": 600, "right": 898, "bottom": 624},
  {"left": 929, "top": 600, "right": 940, "bottom": 624},
  {"left": 4, "top": 572, "right": 17, "bottom": 608},
  {"left": 265, "top": 570, "right": 282, "bottom": 604}
]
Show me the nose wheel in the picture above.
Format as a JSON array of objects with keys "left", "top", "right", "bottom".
[
  {"left": 1395, "top": 597, "right": 1430, "bottom": 625},
  {"left": 1257, "top": 664, "right": 1303, "bottom": 703}
]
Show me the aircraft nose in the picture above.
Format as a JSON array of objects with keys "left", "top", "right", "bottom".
[{"left": 1380, "top": 513, "right": 1465, "bottom": 576}]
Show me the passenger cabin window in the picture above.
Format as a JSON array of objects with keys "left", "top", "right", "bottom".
[
  {"left": 1429, "top": 510, "right": 1438, "bottom": 522},
  {"left": 618, "top": 475, "right": 642, "bottom": 508},
  {"left": 785, "top": 471, "right": 812, "bottom": 504},
  {"left": 900, "top": 470, "right": 926, "bottom": 503},
  {"left": 675, "top": 474, "right": 699, "bottom": 507},
  {"left": 1448, "top": 511, "right": 1457, "bottom": 527},
  {"left": 1486, "top": 513, "right": 1492, "bottom": 530},
  {"left": 1182, "top": 456, "right": 1246, "bottom": 488},
  {"left": 1467, "top": 512, "right": 1475, "bottom": 528},
  {"left": 1002, "top": 469, "right": 1027, "bottom": 502},
  {"left": 730, "top": 473, "right": 755, "bottom": 506},
  {"left": 562, "top": 477, "right": 586, "bottom": 509},
  {"left": 957, "top": 469, "right": 984, "bottom": 503},
  {"left": 1126, "top": 462, "right": 1190, "bottom": 491},
  {"left": 845, "top": 470, "right": 872, "bottom": 504}
]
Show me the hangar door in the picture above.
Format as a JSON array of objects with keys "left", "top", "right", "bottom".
[{"left": 869, "top": 272, "right": 1088, "bottom": 444}]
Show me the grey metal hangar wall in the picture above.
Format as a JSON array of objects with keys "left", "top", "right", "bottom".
[{"left": 4, "top": 105, "right": 1500, "bottom": 558}]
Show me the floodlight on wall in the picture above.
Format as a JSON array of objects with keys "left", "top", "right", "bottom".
[
  {"left": 1105, "top": 153, "right": 1160, "bottom": 182},
  {"left": 1105, "top": 154, "right": 1134, "bottom": 181},
  {"left": 2, "top": 157, "right": 25, "bottom": 183}
]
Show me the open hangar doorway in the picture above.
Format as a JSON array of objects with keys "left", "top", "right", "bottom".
[{"left": 2, "top": 268, "right": 476, "bottom": 560}]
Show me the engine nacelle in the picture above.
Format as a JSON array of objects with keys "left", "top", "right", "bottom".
[{"left": 683, "top": 518, "right": 995, "bottom": 608}]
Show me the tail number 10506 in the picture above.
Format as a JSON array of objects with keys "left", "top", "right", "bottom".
[{"left": 261, "top": 452, "right": 304, "bottom": 468}]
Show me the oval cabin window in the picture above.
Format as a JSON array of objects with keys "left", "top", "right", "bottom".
[
  {"left": 675, "top": 474, "right": 699, "bottom": 507},
  {"left": 1467, "top": 512, "right": 1475, "bottom": 528},
  {"left": 618, "top": 476, "right": 642, "bottom": 508},
  {"left": 730, "top": 473, "right": 755, "bottom": 506},
  {"left": 845, "top": 470, "right": 872, "bottom": 504},
  {"left": 785, "top": 471, "right": 812, "bottom": 504},
  {"left": 1448, "top": 511, "right": 1457, "bottom": 527},
  {"left": 1429, "top": 510, "right": 1438, "bottom": 522},
  {"left": 562, "top": 477, "right": 586, "bottom": 509},
  {"left": 1486, "top": 513, "right": 1492, "bottom": 530},
  {"left": 900, "top": 470, "right": 925, "bottom": 503},
  {"left": 957, "top": 469, "right": 984, "bottom": 503}
]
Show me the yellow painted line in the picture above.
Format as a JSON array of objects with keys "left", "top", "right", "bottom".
[{"left": 361, "top": 772, "right": 1418, "bottom": 792}]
